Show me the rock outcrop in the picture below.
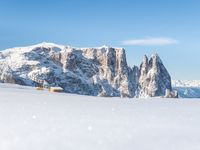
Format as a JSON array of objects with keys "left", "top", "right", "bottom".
[
  {"left": 0, "top": 42, "right": 174, "bottom": 98},
  {"left": 164, "top": 89, "right": 178, "bottom": 98},
  {"left": 138, "top": 54, "right": 172, "bottom": 97}
]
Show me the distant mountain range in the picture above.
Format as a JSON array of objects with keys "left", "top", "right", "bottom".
[
  {"left": 0, "top": 42, "right": 177, "bottom": 98},
  {"left": 172, "top": 80, "right": 200, "bottom": 98}
]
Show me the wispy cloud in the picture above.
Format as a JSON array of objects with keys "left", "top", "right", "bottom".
[{"left": 121, "top": 37, "right": 178, "bottom": 46}]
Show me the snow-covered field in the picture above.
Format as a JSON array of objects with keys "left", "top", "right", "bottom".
[{"left": 0, "top": 83, "right": 200, "bottom": 150}]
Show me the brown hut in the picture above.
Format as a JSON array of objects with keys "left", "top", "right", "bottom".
[{"left": 48, "top": 87, "right": 64, "bottom": 93}]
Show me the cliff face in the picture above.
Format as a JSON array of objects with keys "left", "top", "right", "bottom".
[
  {"left": 138, "top": 54, "right": 172, "bottom": 97},
  {"left": 0, "top": 42, "right": 173, "bottom": 98}
]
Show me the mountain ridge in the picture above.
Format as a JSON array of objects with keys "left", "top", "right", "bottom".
[{"left": 0, "top": 42, "right": 176, "bottom": 98}]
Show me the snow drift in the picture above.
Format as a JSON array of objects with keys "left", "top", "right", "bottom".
[{"left": 0, "top": 83, "right": 199, "bottom": 150}]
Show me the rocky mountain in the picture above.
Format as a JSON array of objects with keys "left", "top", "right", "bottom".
[
  {"left": 0, "top": 42, "right": 175, "bottom": 98},
  {"left": 138, "top": 54, "right": 173, "bottom": 97}
]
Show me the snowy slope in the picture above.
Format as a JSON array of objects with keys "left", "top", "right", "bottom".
[
  {"left": 0, "top": 83, "right": 200, "bottom": 150},
  {"left": 172, "top": 80, "right": 200, "bottom": 98},
  {"left": 172, "top": 80, "right": 200, "bottom": 87}
]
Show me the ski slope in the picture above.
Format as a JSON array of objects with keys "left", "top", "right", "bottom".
[{"left": 0, "top": 83, "right": 200, "bottom": 150}]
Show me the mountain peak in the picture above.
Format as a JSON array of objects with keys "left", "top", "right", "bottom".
[{"left": 150, "top": 53, "right": 163, "bottom": 64}]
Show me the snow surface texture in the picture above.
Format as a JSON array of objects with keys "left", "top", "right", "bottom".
[
  {"left": 0, "top": 42, "right": 173, "bottom": 98},
  {"left": 0, "top": 83, "right": 200, "bottom": 150},
  {"left": 172, "top": 80, "right": 200, "bottom": 98}
]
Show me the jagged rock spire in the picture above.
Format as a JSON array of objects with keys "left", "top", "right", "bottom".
[
  {"left": 138, "top": 54, "right": 172, "bottom": 97},
  {"left": 140, "top": 55, "right": 149, "bottom": 77}
]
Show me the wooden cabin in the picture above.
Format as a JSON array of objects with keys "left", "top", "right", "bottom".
[
  {"left": 36, "top": 86, "right": 44, "bottom": 90},
  {"left": 48, "top": 87, "right": 64, "bottom": 93}
]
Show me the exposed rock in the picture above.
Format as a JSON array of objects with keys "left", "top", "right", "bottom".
[
  {"left": 164, "top": 89, "right": 179, "bottom": 98},
  {"left": 138, "top": 54, "right": 172, "bottom": 98},
  {"left": 0, "top": 42, "right": 174, "bottom": 98}
]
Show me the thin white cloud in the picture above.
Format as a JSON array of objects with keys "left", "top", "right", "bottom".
[{"left": 121, "top": 37, "right": 178, "bottom": 46}]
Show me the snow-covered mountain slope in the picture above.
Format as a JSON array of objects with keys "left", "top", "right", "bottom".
[
  {"left": 172, "top": 80, "right": 200, "bottom": 87},
  {"left": 172, "top": 80, "right": 200, "bottom": 98},
  {"left": 0, "top": 83, "right": 200, "bottom": 150},
  {"left": 0, "top": 42, "right": 174, "bottom": 98}
]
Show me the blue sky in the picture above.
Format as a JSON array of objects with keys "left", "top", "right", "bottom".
[{"left": 0, "top": 0, "right": 200, "bottom": 80}]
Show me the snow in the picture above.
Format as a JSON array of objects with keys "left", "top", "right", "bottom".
[
  {"left": 172, "top": 80, "right": 200, "bottom": 98},
  {"left": 0, "top": 83, "right": 200, "bottom": 150},
  {"left": 3, "top": 42, "right": 67, "bottom": 53},
  {"left": 172, "top": 80, "right": 200, "bottom": 88}
]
